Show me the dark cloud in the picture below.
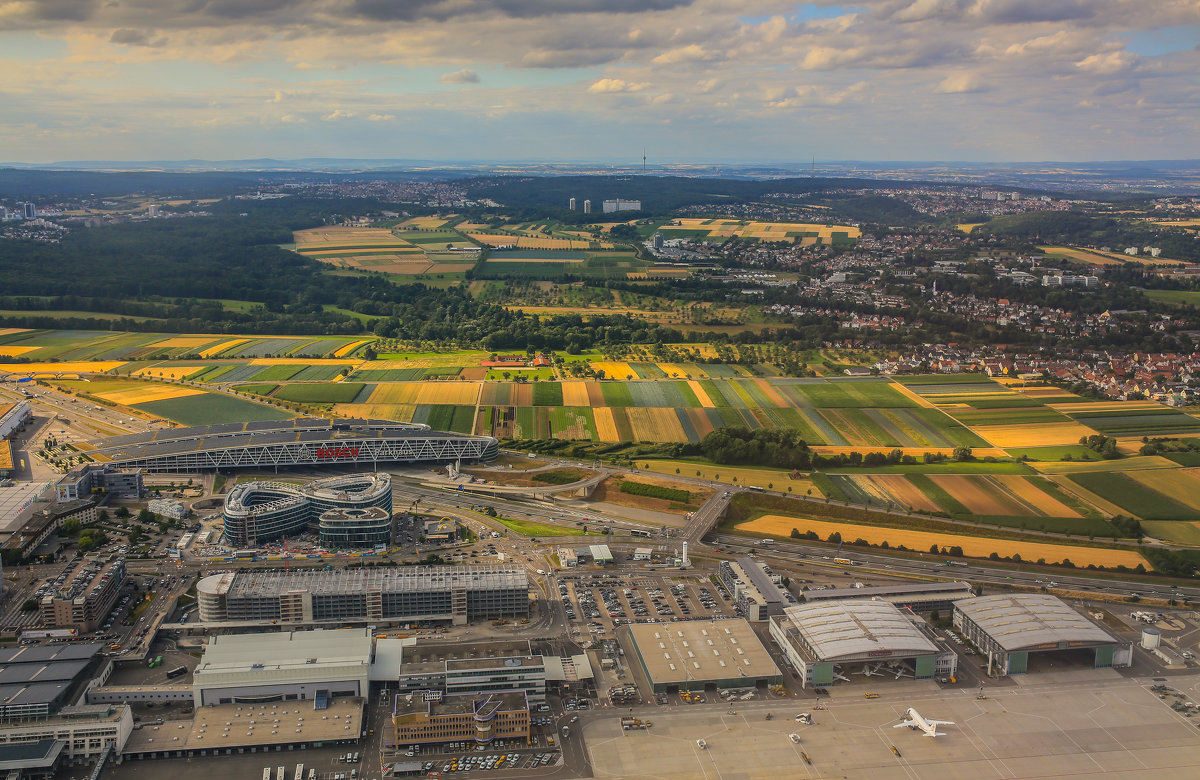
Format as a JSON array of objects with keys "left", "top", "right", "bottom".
[
  {"left": 31, "top": 0, "right": 101, "bottom": 21},
  {"left": 109, "top": 28, "right": 168, "bottom": 47},
  {"left": 976, "top": 0, "right": 1095, "bottom": 24}
]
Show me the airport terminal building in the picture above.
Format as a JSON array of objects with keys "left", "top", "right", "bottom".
[
  {"left": 770, "top": 600, "right": 957, "bottom": 688},
  {"left": 953, "top": 594, "right": 1132, "bottom": 675},
  {"left": 81, "top": 417, "right": 498, "bottom": 473},
  {"left": 197, "top": 565, "right": 529, "bottom": 627},
  {"left": 221, "top": 472, "right": 393, "bottom": 547}
]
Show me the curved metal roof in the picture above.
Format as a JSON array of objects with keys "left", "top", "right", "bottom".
[{"left": 955, "top": 594, "right": 1119, "bottom": 651}]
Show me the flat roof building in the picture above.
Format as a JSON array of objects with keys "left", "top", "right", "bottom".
[
  {"left": 192, "top": 629, "right": 372, "bottom": 707},
  {"left": 39, "top": 553, "right": 125, "bottom": 633},
  {"left": 391, "top": 690, "right": 529, "bottom": 748},
  {"left": 623, "top": 619, "right": 781, "bottom": 693},
  {"left": 953, "top": 594, "right": 1131, "bottom": 676},
  {"left": 197, "top": 565, "right": 528, "bottom": 627},
  {"left": 719, "top": 557, "right": 793, "bottom": 622},
  {"left": 802, "top": 581, "right": 974, "bottom": 614},
  {"left": 770, "top": 600, "right": 956, "bottom": 688}
]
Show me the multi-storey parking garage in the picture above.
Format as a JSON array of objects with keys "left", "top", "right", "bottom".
[
  {"left": 80, "top": 417, "right": 498, "bottom": 473},
  {"left": 222, "top": 472, "right": 393, "bottom": 547},
  {"left": 196, "top": 565, "right": 528, "bottom": 626}
]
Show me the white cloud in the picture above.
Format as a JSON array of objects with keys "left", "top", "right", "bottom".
[
  {"left": 587, "top": 78, "right": 649, "bottom": 93},
  {"left": 366, "top": 113, "right": 394, "bottom": 121},
  {"left": 935, "top": 72, "right": 986, "bottom": 93},
  {"left": 439, "top": 68, "right": 480, "bottom": 84},
  {"left": 322, "top": 109, "right": 354, "bottom": 121}
]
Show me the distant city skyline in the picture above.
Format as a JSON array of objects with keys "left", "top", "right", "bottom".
[{"left": 1, "top": 1, "right": 1197, "bottom": 163}]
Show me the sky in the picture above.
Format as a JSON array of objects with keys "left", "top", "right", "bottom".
[{"left": 1, "top": 0, "right": 1198, "bottom": 164}]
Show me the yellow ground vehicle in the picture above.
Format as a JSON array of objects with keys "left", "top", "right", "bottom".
[{"left": 864, "top": 693, "right": 880, "bottom": 699}]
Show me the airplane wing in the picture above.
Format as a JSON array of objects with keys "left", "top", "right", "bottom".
[
  {"left": 927, "top": 720, "right": 955, "bottom": 726},
  {"left": 893, "top": 720, "right": 915, "bottom": 729}
]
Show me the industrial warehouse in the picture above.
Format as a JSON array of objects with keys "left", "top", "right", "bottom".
[
  {"left": 623, "top": 619, "right": 782, "bottom": 693},
  {"left": 221, "top": 472, "right": 393, "bottom": 547},
  {"left": 770, "top": 600, "right": 957, "bottom": 688},
  {"left": 953, "top": 594, "right": 1132, "bottom": 675},
  {"left": 79, "top": 417, "right": 498, "bottom": 472},
  {"left": 197, "top": 565, "right": 529, "bottom": 626}
]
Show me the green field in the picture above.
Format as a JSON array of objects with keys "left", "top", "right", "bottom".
[
  {"left": 133, "top": 393, "right": 295, "bottom": 426},
  {"left": 495, "top": 515, "right": 592, "bottom": 537},
  {"left": 273, "top": 383, "right": 365, "bottom": 404},
  {"left": 1069, "top": 471, "right": 1200, "bottom": 521}
]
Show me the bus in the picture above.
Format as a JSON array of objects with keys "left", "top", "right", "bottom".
[
  {"left": 833, "top": 557, "right": 853, "bottom": 566},
  {"left": 166, "top": 666, "right": 188, "bottom": 679},
  {"left": 630, "top": 529, "right": 652, "bottom": 538},
  {"left": 946, "top": 560, "right": 969, "bottom": 567},
  {"left": 262, "top": 770, "right": 272, "bottom": 780},
  {"left": 235, "top": 550, "right": 259, "bottom": 561},
  {"left": 292, "top": 764, "right": 305, "bottom": 780},
  {"left": 277, "top": 767, "right": 286, "bottom": 780}
]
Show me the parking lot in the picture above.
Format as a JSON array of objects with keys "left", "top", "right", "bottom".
[{"left": 555, "top": 571, "right": 736, "bottom": 642}]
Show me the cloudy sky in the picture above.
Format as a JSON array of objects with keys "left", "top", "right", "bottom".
[{"left": 1, "top": 0, "right": 1197, "bottom": 163}]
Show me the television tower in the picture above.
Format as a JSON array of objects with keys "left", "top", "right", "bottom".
[{"left": 643, "top": 148, "right": 647, "bottom": 173}]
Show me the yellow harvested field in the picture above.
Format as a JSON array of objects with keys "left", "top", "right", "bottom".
[
  {"left": 929, "top": 475, "right": 1027, "bottom": 515},
  {"left": 660, "top": 218, "right": 861, "bottom": 242},
  {"left": 561, "top": 382, "right": 590, "bottom": 407},
  {"left": 993, "top": 476, "right": 1081, "bottom": 517},
  {"left": 333, "top": 340, "right": 371, "bottom": 358},
  {"left": 467, "top": 233, "right": 595, "bottom": 250},
  {"left": 973, "top": 421, "right": 1096, "bottom": 448},
  {"left": 956, "top": 223, "right": 984, "bottom": 233},
  {"left": 591, "top": 362, "right": 636, "bottom": 380},
  {"left": 332, "top": 403, "right": 416, "bottom": 422},
  {"left": 0, "top": 346, "right": 39, "bottom": 357},
  {"left": 153, "top": 337, "right": 222, "bottom": 349},
  {"left": 0, "top": 361, "right": 126, "bottom": 374},
  {"left": 656, "top": 363, "right": 703, "bottom": 379},
  {"left": 1051, "top": 477, "right": 1139, "bottom": 519},
  {"left": 0, "top": 328, "right": 31, "bottom": 337},
  {"left": 1040, "top": 244, "right": 1183, "bottom": 267},
  {"left": 414, "top": 383, "right": 479, "bottom": 405},
  {"left": 399, "top": 217, "right": 449, "bottom": 229},
  {"left": 1029, "top": 455, "right": 1178, "bottom": 475},
  {"left": 367, "top": 384, "right": 420, "bottom": 404},
  {"left": 133, "top": 365, "right": 205, "bottom": 380},
  {"left": 687, "top": 380, "right": 716, "bottom": 408},
  {"left": 293, "top": 226, "right": 409, "bottom": 246},
  {"left": 96, "top": 385, "right": 205, "bottom": 405},
  {"left": 200, "top": 339, "right": 249, "bottom": 358},
  {"left": 1127, "top": 468, "right": 1200, "bottom": 513},
  {"left": 864, "top": 470, "right": 945, "bottom": 513},
  {"left": 669, "top": 343, "right": 720, "bottom": 359},
  {"left": 1154, "top": 219, "right": 1200, "bottom": 228},
  {"left": 593, "top": 407, "right": 621, "bottom": 441},
  {"left": 738, "top": 515, "right": 1152, "bottom": 569},
  {"left": 627, "top": 407, "right": 688, "bottom": 442}
]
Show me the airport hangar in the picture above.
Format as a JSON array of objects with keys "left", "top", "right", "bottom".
[
  {"left": 953, "top": 594, "right": 1132, "bottom": 675},
  {"left": 80, "top": 417, "right": 498, "bottom": 473},
  {"left": 770, "top": 600, "right": 957, "bottom": 689}
]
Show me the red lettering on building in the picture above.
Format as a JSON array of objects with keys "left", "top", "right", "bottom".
[{"left": 315, "top": 446, "right": 361, "bottom": 459}]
